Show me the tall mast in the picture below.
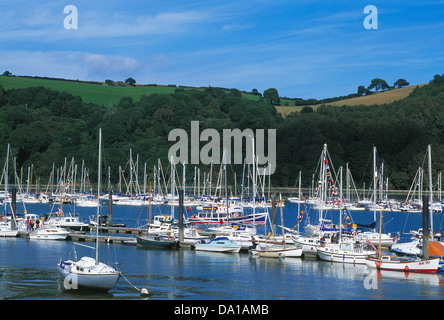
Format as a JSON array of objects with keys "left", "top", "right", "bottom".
[
  {"left": 96, "top": 128, "right": 102, "bottom": 265},
  {"left": 339, "top": 166, "right": 343, "bottom": 243},
  {"left": 252, "top": 136, "right": 256, "bottom": 232},
  {"left": 170, "top": 156, "right": 175, "bottom": 219},
  {"left": 373, "top": 146, "right": 377, "bottom": 223},
  {"left": 428, "top": 145, "right": 433, "bottom": 234}
]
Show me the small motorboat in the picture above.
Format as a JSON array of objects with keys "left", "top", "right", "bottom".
[
  {"left": 29, "top": 225, "right": 69, "bottom": 240},
  {"left": 194, "top": 237, "right": 241, "bottom": 253}
]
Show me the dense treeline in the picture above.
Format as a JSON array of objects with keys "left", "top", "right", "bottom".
[{"left": 0, "top": 75, "right": 443, "bottom": 191}]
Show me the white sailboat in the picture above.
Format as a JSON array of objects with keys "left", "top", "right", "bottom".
[
  {"left": 57, "top": 128, "right": 120, "bottom": 291},
  {"left": 252, "top": 194, "right": 302, "bottom": 258},
  {"left": 294, "top": 145, "right": 342, "bottom": 255},
  {"left": 391, "top": 145, "right": 443, "bottom": 256},
  {"left": 0, "top": 144, "right": 18, "bottom": 237},
  {"left": 366, "top": 187, "right": 440, "bottom": 273},
  {"left": 302, "top": 144, "right": 341, "bottom": 236},
  {"left": 317, "top": 166, "right": 375, "bottom": 264},
  {"left": 353, "top": 147, "right": 397, "bottom": 248}
]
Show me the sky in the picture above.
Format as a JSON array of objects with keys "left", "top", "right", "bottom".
[{"left": 1, "top": 0, "right": 444, "bottom": 99}]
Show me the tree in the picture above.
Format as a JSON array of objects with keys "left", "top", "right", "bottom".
[
  {"left": 125, "top": 77, "right": 136, "bottom": 86},
  {"left": 251, "top": 88, "right": 262, "bottom": 97},
  {"left": 300, "top": 106, "right": 314, "bottom": 114},
  {"left": 263, "top": 88, "right": 280, "bottom": 105},
  {"left": 2, "top": 71, "right": 12, "bottom": 77},
  {"left": 105, "top": 79, "right": 115, "bottom": 86},
  {"left": 368, "top": 78, "right": 389, "bottom": 92},
  {"left": 394, "top": 78, "right": 409, "bottom": 88},
  {"left": 357, "top": 85, "right": 366, "bottom": 96}
]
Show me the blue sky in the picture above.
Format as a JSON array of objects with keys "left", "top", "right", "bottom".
[{"left": 1, "top": 0, "right": 444, "bottom": 99}]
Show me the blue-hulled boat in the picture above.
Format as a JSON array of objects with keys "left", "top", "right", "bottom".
[{"left": 194, "top": 237, "right": 241, "bottom": 253}]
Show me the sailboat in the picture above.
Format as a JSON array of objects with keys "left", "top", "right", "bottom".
[
  {"left": 366, "top": 190, "right": 439, "bottom": 273},
  {"left": 352, "top": 146, "right": 397, "bottom": 248},
  {"left": 0, "top": 144, "right": 19, "bottom": 237},
  {"left": 391, "top": 145, "right": 444, "bottom": 257},
  {"left": 57, "top": 129, "right": 120, "bottom": 292},
  {"left": 252, "top": 194, "right": 302, "bottom": 258},
  {"left": 294, "top": 145, "right": 345, "bottom": 255},
  {"left": 317, "top": 166, "right": 375, "bottom": 264},
  {"left": 136, "top": 158, "right": 179, "bottom": 249}
]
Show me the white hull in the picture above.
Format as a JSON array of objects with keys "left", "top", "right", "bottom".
[
  {"left": 30, "top": 234, "right": 68, "bottom": 240},
  {"left": 391, "top": 239, "right": 421, "bottom": 256},
  {"left": 354, "top": 231, "right": 397, "bottom": 248},
  {"left": 317, "top": 248, "right": 370, "bottom": 264},
  {"left": 0, "top": 230, "right": 19, "bottom": 237},
  {"left": 195, "top": 245, "right": 241, "bottom": 253},
  {"left": 366, "top": 256, "right": 440, "bottom": 273},
  {"left": 76, "top": 201, "right": 98, "bottom": 207},
  {"left": 317, "top": 242, "right": 374, "bottom": 264},
  {"left": 252, "top": 246, "right": 302, "bottom": 258},
  {"left": 57, "top": 257, "right": 120, "bottom": 291},
  {"left": 0, "top": 221, "right": 19, "bottom": 237}
]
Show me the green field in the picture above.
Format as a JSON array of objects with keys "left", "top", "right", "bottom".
[
  {"left": 0, "top": 76, "right": 297, "bottom": 107},
  {"left": 0, "top": 76, "right": 192, "bottom": 106}
]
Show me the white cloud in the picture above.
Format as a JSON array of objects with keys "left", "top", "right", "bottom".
[
  {"left": 0, "top": 50, "right": 145, "bottom": 81},
  {"left": 83, "top": 54, "right": 143, "bottom": 77}
]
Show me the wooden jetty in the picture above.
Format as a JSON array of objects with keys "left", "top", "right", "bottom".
[{"left": 68, "top": 232, "right": 135, "bottom": 244}]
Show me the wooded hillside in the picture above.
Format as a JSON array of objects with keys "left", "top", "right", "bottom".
[{"left": 0, "top": 74, "right": 443, "bottom": 190}]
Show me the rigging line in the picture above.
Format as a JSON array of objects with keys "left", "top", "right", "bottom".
[
  {"left": 359, "top": 148, "right": 373, "bottom": 191},
  {"left": 374, "top": 148, "right": 399, "bottom": 231}
]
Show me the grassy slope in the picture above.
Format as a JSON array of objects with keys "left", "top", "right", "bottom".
[
  {"left": 275, "top": 83, "right": 427, "bottom": 116},
  {"left": 0, "top": 76, "right": 265, "bottom": 106},
  {"left": 0, "top": 75, "right": 425, "bottom": 113},
  {"left": 0, "top": 76, "right": 184, "bottom": 106}
]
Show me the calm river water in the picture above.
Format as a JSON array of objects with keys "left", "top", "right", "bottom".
[{"left": 1, "top": 202, "right": 444, "bottom": 303}]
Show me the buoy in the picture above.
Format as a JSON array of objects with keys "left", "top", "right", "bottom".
[{"left": 140, "top": 288, "right": 149, "bottom": 296}]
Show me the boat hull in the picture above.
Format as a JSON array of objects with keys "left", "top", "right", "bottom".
[
  {"left": 366, "top": 256, "right": 440, "bottom": 273},
  {"left": 29, "top": 233, "right": 69, "bottom": 240},
  {"left": 57, "top": 257, "right": 121, "bottom": 291},
  {"left": 0, "top": 230, "right": 19, "bottom": 237},
  {"left": 136, "top": 235, "right": 178, "bottom": 249},
  {"left": 317, "top": 247, "right": 371, "bottom": 264},
  {"left": 57, "top": 261, "right": 120, "bottom": 291},
  {"left": 194, "top": 237, "right": 241, "bottom": 253},
  {"left": 195, "top": 245, "right": 241, "bottom": 253},
  {"left": 28, "top": 226, "right": 69, "bottom": 240},
  {"left": 253, "top": 247, "right": 302, "bottom": 258}
]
